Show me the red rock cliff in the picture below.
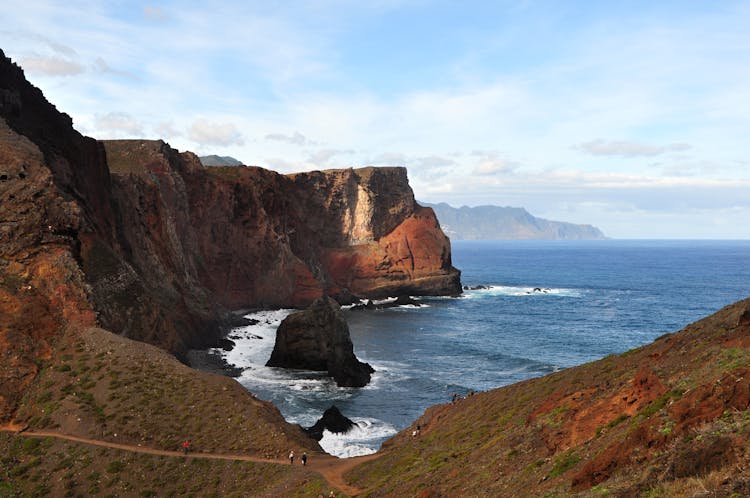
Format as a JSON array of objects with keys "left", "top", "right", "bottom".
[
  {"left": 102, "top": 140, "right": 461, "bottom": 310},
  {"left": 0, "top": 49, "right": 460, "bottom": 420}
]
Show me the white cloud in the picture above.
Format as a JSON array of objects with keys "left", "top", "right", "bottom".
[
  {"left": 187, "top": 119, "right": 244, "bottom": 146},
  {"left": 19, "top": 55, "right": 84, "bottom": 76},
  {"left": 264, "top": 157, "right": 300, "bottom": 172},
  {"left": 470, "top": 151, "right": 519, "bottom": 176},
  {"left": 265, "top": 131, "right": 309, "bottom": 146},
  {"left": 305, "top": 148, "right": 353, "bottom": 165},
  {"left": 94, "top": 112, "right": 143, "bottom": 137},
  {"left": 154, "top": 121, "right": 181, "bottom": 140},
  {"left": 370, "top": 152, "right": 408, "bottom": 165},
  {"left": 143, "top": 6, "right": 169, "bottom": 23},
  {"left": 575, "top": 139, "right": 692, "bottom": 158}
]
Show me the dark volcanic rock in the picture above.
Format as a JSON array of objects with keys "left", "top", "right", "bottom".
[
  {"left": 266, "top": 297, "right": 374, "bottom": 387},
  {"left": 463, "top": 285, "right": 491, "bottom": 290},
  {"left": 303, "top": 405, "right": 357, "bottom": 441}
]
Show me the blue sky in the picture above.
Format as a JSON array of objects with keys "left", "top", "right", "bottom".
[{"left": 3, "top": 0, "right": 749, "bottom": 238}]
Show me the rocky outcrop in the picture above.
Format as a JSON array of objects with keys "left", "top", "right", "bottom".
[
  {"left": 266, "top": 297, "right": 374, "bottom": 387},
  {"left": 303, "top": 405, "right": 357, "bottom": 441}
]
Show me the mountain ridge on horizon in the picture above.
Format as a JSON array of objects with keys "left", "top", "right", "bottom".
[
  {"left": 199, "top": 154, "right": 243, "bottom": 166},
  {"left": 423, "top": 201, "right": 607, "bottom": 240}
]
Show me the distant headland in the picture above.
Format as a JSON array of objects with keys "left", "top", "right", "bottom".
[{"left": 423, "top": 202, "right": 607, "bottom": 240}]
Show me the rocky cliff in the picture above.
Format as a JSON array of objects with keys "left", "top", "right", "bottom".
[{"left": 0, "top": 49, "right": 460, "bottom": 422}]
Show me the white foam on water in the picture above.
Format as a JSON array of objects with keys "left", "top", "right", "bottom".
[
  {"left": 217, "top": 308, "right": 294, "bottom": 369},
  {"left": 463, "top": 285, "right": 583, "bottom": 298},
  {"left": 357, "top": 360, "right": 413, "bottom": 392},
  {"left": 391, "top": 303, "right": 431, "bottom": 310},
  {"left": 217, "top": 308, "right": 417, "bottom": 457},
  {"left": 319, "top": 418, "right": 398, "bottom": 458}
]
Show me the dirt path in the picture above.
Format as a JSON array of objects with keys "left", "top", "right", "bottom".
[{"left": 0, "top": 426, "right": 378, "bottom": 496}]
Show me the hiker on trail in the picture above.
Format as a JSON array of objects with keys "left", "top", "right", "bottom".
[
  {"left": 182, "top": 440, "right": 190, "bottom": 454},
  {"left": 412, "top": 425, "right": 421, "bottom": 437},
  {"left": 451, "top": 392, "right": 458, "bottom": 403},
  {"left": 301, "top": 452, "right": 307, "bottom": 466},
  {"left": 289, "top": 450, "right": 294, "bottom": 464}
]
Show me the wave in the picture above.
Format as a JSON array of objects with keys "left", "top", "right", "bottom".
[
  {"left": 319, "top": 418, "right": 397, "bottom": 458},
  {"left": 216, "top": 308, "right": 294, "bottom": 370},
  {"left": 463, "top": 285, "right": 583, "bottom": 298}
]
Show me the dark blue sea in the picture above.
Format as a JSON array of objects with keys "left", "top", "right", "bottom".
[{"left": 218, "top": 240, "right": 750, "bottom": 456}]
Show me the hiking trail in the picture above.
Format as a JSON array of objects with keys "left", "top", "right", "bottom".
[{"left": 0, "top": 425, "right": 379, "bottom": 496}]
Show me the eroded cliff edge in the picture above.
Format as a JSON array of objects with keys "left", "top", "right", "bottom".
[{"left": 0, "top": 50, "right": 460, "bottom": 422}]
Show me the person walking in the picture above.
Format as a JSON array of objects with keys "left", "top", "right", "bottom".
[
  {"left": 182, "top": 440, "right": 190, "bottom": 455},
  {"left": 289, "top": 450, "right": 294, "bottom": 464},
  {"left": 301, "top": 452, "right": 308, "bottom": 466}
]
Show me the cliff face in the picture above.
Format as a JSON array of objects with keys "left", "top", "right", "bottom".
[
  {"left": 0, "top": 50, "right": 460, "bottom": 421},
  {"left": 1, "top": 55, "right": 102, "bottom": 422},
  {"left": 101, "top": 141, "right": 461, "bottom": 312}
]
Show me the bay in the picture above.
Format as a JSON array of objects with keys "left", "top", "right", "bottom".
[{"left": 219, "top": 240, "right": 750, "bottom": 457}]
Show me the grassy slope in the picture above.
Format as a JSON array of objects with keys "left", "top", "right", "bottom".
[
  {"left": 11, "top": 326, "right": 321, "bottom": 460},
  {"left": 347, "top": 297, "right": 750, "bottom": 497},
  {"left": 0, "top": 433, "right": 329, "bottom": 498}
]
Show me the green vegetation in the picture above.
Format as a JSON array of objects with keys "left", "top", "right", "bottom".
[{"left": 549, "top": 450, "right": 580, "bottom": 478}]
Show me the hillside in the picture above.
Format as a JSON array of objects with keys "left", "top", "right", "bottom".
[
  {"left": 347, "top": 297, "right": 750, "bottom": 496},
  {"left": 424, "top": 202, "right": 606, "bottom": 240}
]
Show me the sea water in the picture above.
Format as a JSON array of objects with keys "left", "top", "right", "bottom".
[{"left": 217, "top": 240, "right": 750, "bottom": 457}]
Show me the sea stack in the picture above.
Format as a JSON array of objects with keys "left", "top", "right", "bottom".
[{"left": 266, "top": 297, "right": 374, "bottom": 387}]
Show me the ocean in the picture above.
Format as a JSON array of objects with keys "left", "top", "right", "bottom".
[{"left": 216, "top": 240, "right": 750, "bottom": 457}]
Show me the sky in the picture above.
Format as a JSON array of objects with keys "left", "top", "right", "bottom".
[{"left": 2, "top": 0, "right": 749, "bottom": 238}]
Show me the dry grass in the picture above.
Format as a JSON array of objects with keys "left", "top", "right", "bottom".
[{"left": 0, "top": 432, "right": 331, "bottom": 498}]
